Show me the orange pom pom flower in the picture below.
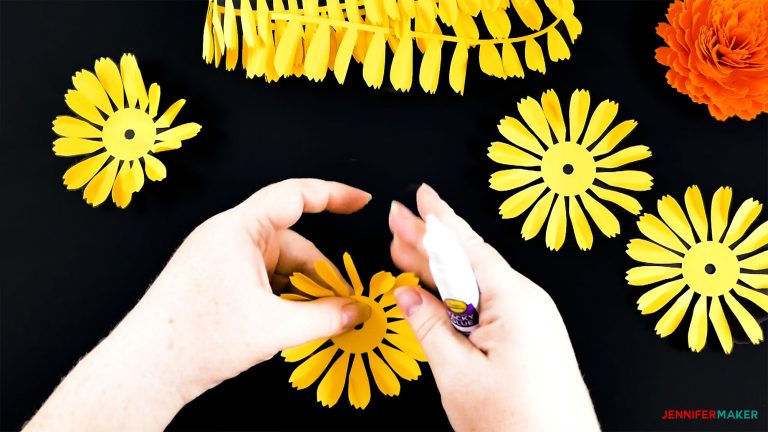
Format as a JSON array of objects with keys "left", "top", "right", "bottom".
[{"left": 655, "top": 0, "right": 768, "bottom": 121}]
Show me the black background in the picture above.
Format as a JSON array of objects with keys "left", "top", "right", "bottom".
[{"left": 1, "top": 1, "right": 767, "bottom": 431}]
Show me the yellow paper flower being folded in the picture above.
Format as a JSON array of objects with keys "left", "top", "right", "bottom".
[
  {"left": 202, "top": 0, "right": 581, "bottom": 94},
  {"left": 52, "top": 54, "right": 201, "bottom": 208},
  {"left": 626, "top": 186, "right": 768, "bottom": 354},
  {"left": 281, "top": 252, "right": 426, "bottom": 409},
  {"left": 488, "top": 89, "right": 654, "bottom": 251}
]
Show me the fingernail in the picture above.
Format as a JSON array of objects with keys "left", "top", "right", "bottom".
[
  {"left": 394, "top": 286, "right": 423, "bottom": 317},
  {"left": 342, "top": 301, "right": 372, "bottom": 328},
  {"left": 419, "top": 183, "right": 440, "bottom": 200},
  {"left": 390, "top": 200, "right": 403, "bottom": 216}
]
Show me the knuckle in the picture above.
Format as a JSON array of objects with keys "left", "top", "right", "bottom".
[{"left": 412, "top": 311, "right": 443, "bottom": 343}]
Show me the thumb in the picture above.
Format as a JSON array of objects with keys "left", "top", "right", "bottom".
[
  {"left": 273, "top": 297, "right": 371, "bottom": 350},
  {"left": 393, "top": 286, "right": 477, "bottom": 373}
]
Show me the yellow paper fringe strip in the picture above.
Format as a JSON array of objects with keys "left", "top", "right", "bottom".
[{"left": 202, "top": 0, "right": 581, "bottom": 94}]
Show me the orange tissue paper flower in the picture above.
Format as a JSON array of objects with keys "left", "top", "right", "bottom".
[{"left": 655, "top": 0, "right": 768, "bottom": 121}]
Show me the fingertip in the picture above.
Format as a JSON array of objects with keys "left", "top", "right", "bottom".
[
  {"left": 393, "top": 286, "right": 424, "bottom": 318},
  {"left": 341, "top": 301, "right": 372, "bottom": 329}
]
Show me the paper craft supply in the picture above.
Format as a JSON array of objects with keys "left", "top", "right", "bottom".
[
  {"left": 656, "top": 0, "right": 768, "bottom": 121},
  {"left": 280, "top": 252, "right": 426, "bottom": 409},
  {"left": 487, "top": 89, "right": 654, "bottom": 251},
  {"left": 422, "top": 215, "right": 480, "bottom": 335},
  {"left": 202, "top": 0, "right": 581, "bottom": 94},
  {"left": 52, "top": 54, "right": 201, "bottom": 208},
  {"left": 626, "top": 186, "right": 768, "bottom": 354}
]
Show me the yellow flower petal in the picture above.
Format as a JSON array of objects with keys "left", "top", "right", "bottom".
[
  {"left": 563, "top": 14, "right": 582, "bottom": 42},
  {"left": 369, "top": 351, "right": 400, "bottom": 396},
  {"left": 481, "top": 8, "right": 511, "bottom": 39},
  {"left": 378, "top": 344, "right": 420, "bottom": 380},
  {"left": 347, "top": 354, "right": 370, "bottom": 409},
  {"left": 53, "top": 137, "right": 104, "bottom": 157},
  {"left": 517, "top": 97, "right": 552, "bottom": 146},
  {"left": 740, "top": 273, "right": 768, "bottom": 289},
  {"left": 580, "top": 192, "right": 620, "bottom": 237},
  {"left": 151, "top": 141, "right": 182, "bottom": 153},
  {"left": 369, "top": 271, "right": 395, "bottom": 299},
  {"left": 498, "top": 116, "right": 544, "bottom": 156},
  {"left": 511, "top": 0, "right": 543, "bottom": 30},
  {"left": 143, "top": 154, "right": 167, "bottom": 181},
  {"left": 290, "top": 273, "right": 333, "bottom": 298},
  {"left": 240, "top": 0, "right": 258, "bottom": 47},
  {"left": 386, "top": 332, "right": 427, "bottom": 362},
  {"left": 733, "top": 220, "right": 768, "bottom": 256},
  {"left": 390, "top": 33, "right": 413, "bottom": 91},
  {"left": 626, "top": 239, "right": 683, "bottom": 264},
  {"left": 448, "top": 41, "right": 468, "bottom": 95},
  {"left": 723, "top": 199, "right": 762, "bottom": 246},
  {"left": 317, "top": 352, "right": 350, "bottom": 407},
  {"left": 734, "top": 284, "right": 768, "bottom": 313},
  {"left": 83, "top": 159, "right": 119, "bottom": 207},
  {"left": 739, "top": 250, "right": 768, "bottom": 270},
  {"left": 637, "top": 278, "right": 686, "bottom": 314},
  {"left": 541, "top": 90, "right": 566, "bottom": 143},
  {"left": 314, "top": 260, "right": 351, "bottom": 296},
  {"left": 304, "top": 24, "right": 331, "bottom": 82},
  {"left": 418, "top": 39, "right": 442, "bottom": 94},
  {"left": 590, "top": 120, "right": 637, "bottom": 157},
  {"left": 684, "top": 185, "right": 708, "bottom": 242},
  {"left": 594, "top": 145, "right": 651, "bottom": 169},
  {"left": 155, "top": 123, "right": 202, "bottom": 142},
  {"left": 708, "top": 296, "right": 732, "bottom": 354},
  {"left": 362, "top": 31, "right": 387, "bottom": 89},
  {"left": 569, "top": 197, "right": 593, "bottom": 251},
  {"left": 545, "top": 195, "right": 567, "bottom": 251},
  {"left": 479, "top": 44, "right": 505, "bottom": 78},
  {"left": 386, "top": 306, "right": 404, "bottom": 319},
  {"left": 489, "top": 169, "right": 541, "bottom": 191},
  {"left": 499, "top": 182, "right": 547, "bottom": 219},
  {"left": 710, "top": 186, "right": 732, "bottom": 242},
  {"left": 581, "top": 99, "right": 618, "bottom": 147},
  {"left": 72, "top": 70, "right": 113, "bottom": 115},
  {"left": 147, "top": 83, "right": 160, "bottom": 118},
  {"left": 393, "top": 272, "right": 419, "bottom": 289},
  {"left": 282, "top": 338, "right": 328, "bottom": 362},
  {"left": 343, "top": 253, "right": 365, "bottom": 296},
  {"left": 568, "top": 89, "right": 590, "bottom": 142},
  {"left": 626, "top": 265, "right": 682, "bottom": 286},
  {"left": 289, "top": 346, "right": 338, "bottom": 389},
  {"left": 722, "top": 292, "right": 763, "bottom": 344},
  {"left": 590, "top": 185, "right": 642, "bottom": 215},
  {"left": 687, "top": 295, "right": 708, "bottom": 352},
  {"left": 129, "top": 160, "right": 144, "bottom": 193},
  {"left": 155, "top": 100, "right": 186, "bottom": 129},
  {"left": 595, "top": 170, "right": 653, "bottom": 191},
  {"left": 94, "top": 57, "right": 124, "bottom": 109},
  {"left": 521, "top": 190, "right": 555, "bottom": 240},
  {"left": 658, "top": 195, "right": 696, "bottom": 246},
  {"left": 64, "top": 90, "right": 105, "bottom": 126},
  {"left": 334, "top": 29, "right": 359, "bottom": 85},
  {"left": 655, "top": 288, "right": 693, "bottom": 337},
  {"left": 501, "top": 42, "right": 524, "bottom": 79},
  {"left": 111, "top": 161, "right": 134, "bottom": 208},
  {"left": 120, "top": 54, "right": 149, "bottom": 110},
  {"left": 280, "top": 293, "right": 310, "bottom": 301},
  {"left": 53, "top": 116, "right": 102, "bottom": 139},
  {"left": 546, "top": 28, "right": 570, "bottom": 61},
  {"left": 63, "top": 152, "right": 110, "bottom": 190},
  {"left": 487, "top": 142, "right": 542, "bottom": 167},
  {"left": 636, "top": 214, "right": 687, "bottom": 254},
  {"left": 524, "top": 37, "right": 546, "bottom": 73}
]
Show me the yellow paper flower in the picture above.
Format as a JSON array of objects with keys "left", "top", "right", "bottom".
[
  {"left": 281, "top": 253, "right": 426, "bottom": 409},
  {"left": 52, "top": 54, "right": 201, "bottom": 208},
  {"left": 488, "top": 89, "right": 654, "bottom": 251},
  {"left": 626, "top": 186, "right": 768, "bottom": 354},
  {"left": 202, "top": 0, "right": 581, "bottom": 94}
]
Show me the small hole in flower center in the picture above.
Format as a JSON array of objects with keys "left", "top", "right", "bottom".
[
  {"left": 704, "top": 263, "right": 716, "bottom": 274},
  {"left": 124, "top": 129, "right": 135, "bottom": 140},
  {"left": 563, "top": 164, "right": 574, "bottom": 175},
  {"left": 353, "top": 323, "right": 364, "bottom": 330}
]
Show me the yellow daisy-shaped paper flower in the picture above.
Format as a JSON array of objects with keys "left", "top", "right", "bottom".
[
  {"left": 52, "top": 54, "right": 201, "bottom": 208},
  {"left": 626, "top": 186, "right": 768, "bottom": 354},
  {"left": 488, "top": 89, "right": 654, "bottom": 251},
  {"left": 281, "top": 253, "right": 426, "bottom": 409}
]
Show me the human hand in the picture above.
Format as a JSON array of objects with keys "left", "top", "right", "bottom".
[{"left": 389, "top": 185, "right": 600, "bottom": 431}]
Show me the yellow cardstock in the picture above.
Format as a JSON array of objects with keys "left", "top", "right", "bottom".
[
  {"left": 626, "top": 186, "right": 768, "bottom": 354},
  {"left": 202, "top": 0, "right": 581, "bottom": 94},
  {"left": 487, "top": 89, "right": 654, "bottom": 251},
  {"left": 280, "top": 252, "right": 426, "bottom": 409},
  {"left": 52, "top": 54, "right": 201, "bottom": 208}
]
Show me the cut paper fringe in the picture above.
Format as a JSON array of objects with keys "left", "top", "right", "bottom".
[
  {"left": 627, "top": 186, "right": 768, "bottom": 354},
  {"left": 488, "top": 89, "right": 653, "bottom": 251},
  {"left": 280, "top": 252, "right": 426, "bottom": 408},
  {"left": 202, "top": 0, "right": 581, "bottom": 94},
  {"left": 52, "top": 54, "right": 201, "bottom": 208}
]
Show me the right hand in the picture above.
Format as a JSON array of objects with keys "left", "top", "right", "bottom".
[{"left": 389, "top": 184, "right": 600, "bottom": 432}]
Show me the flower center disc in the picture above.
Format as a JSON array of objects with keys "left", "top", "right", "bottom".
[
  {"left": 682, "top": 241, "right": 739, "bottom": 297},
  {"left": 331, "top": 295, "right": 387, "bottom": 354},
  {"left": 540, "top": 142, "right": 596, "bottom": 196},
  {"left": 102, "top": 108, "right": 156, "bottom": 161}
]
